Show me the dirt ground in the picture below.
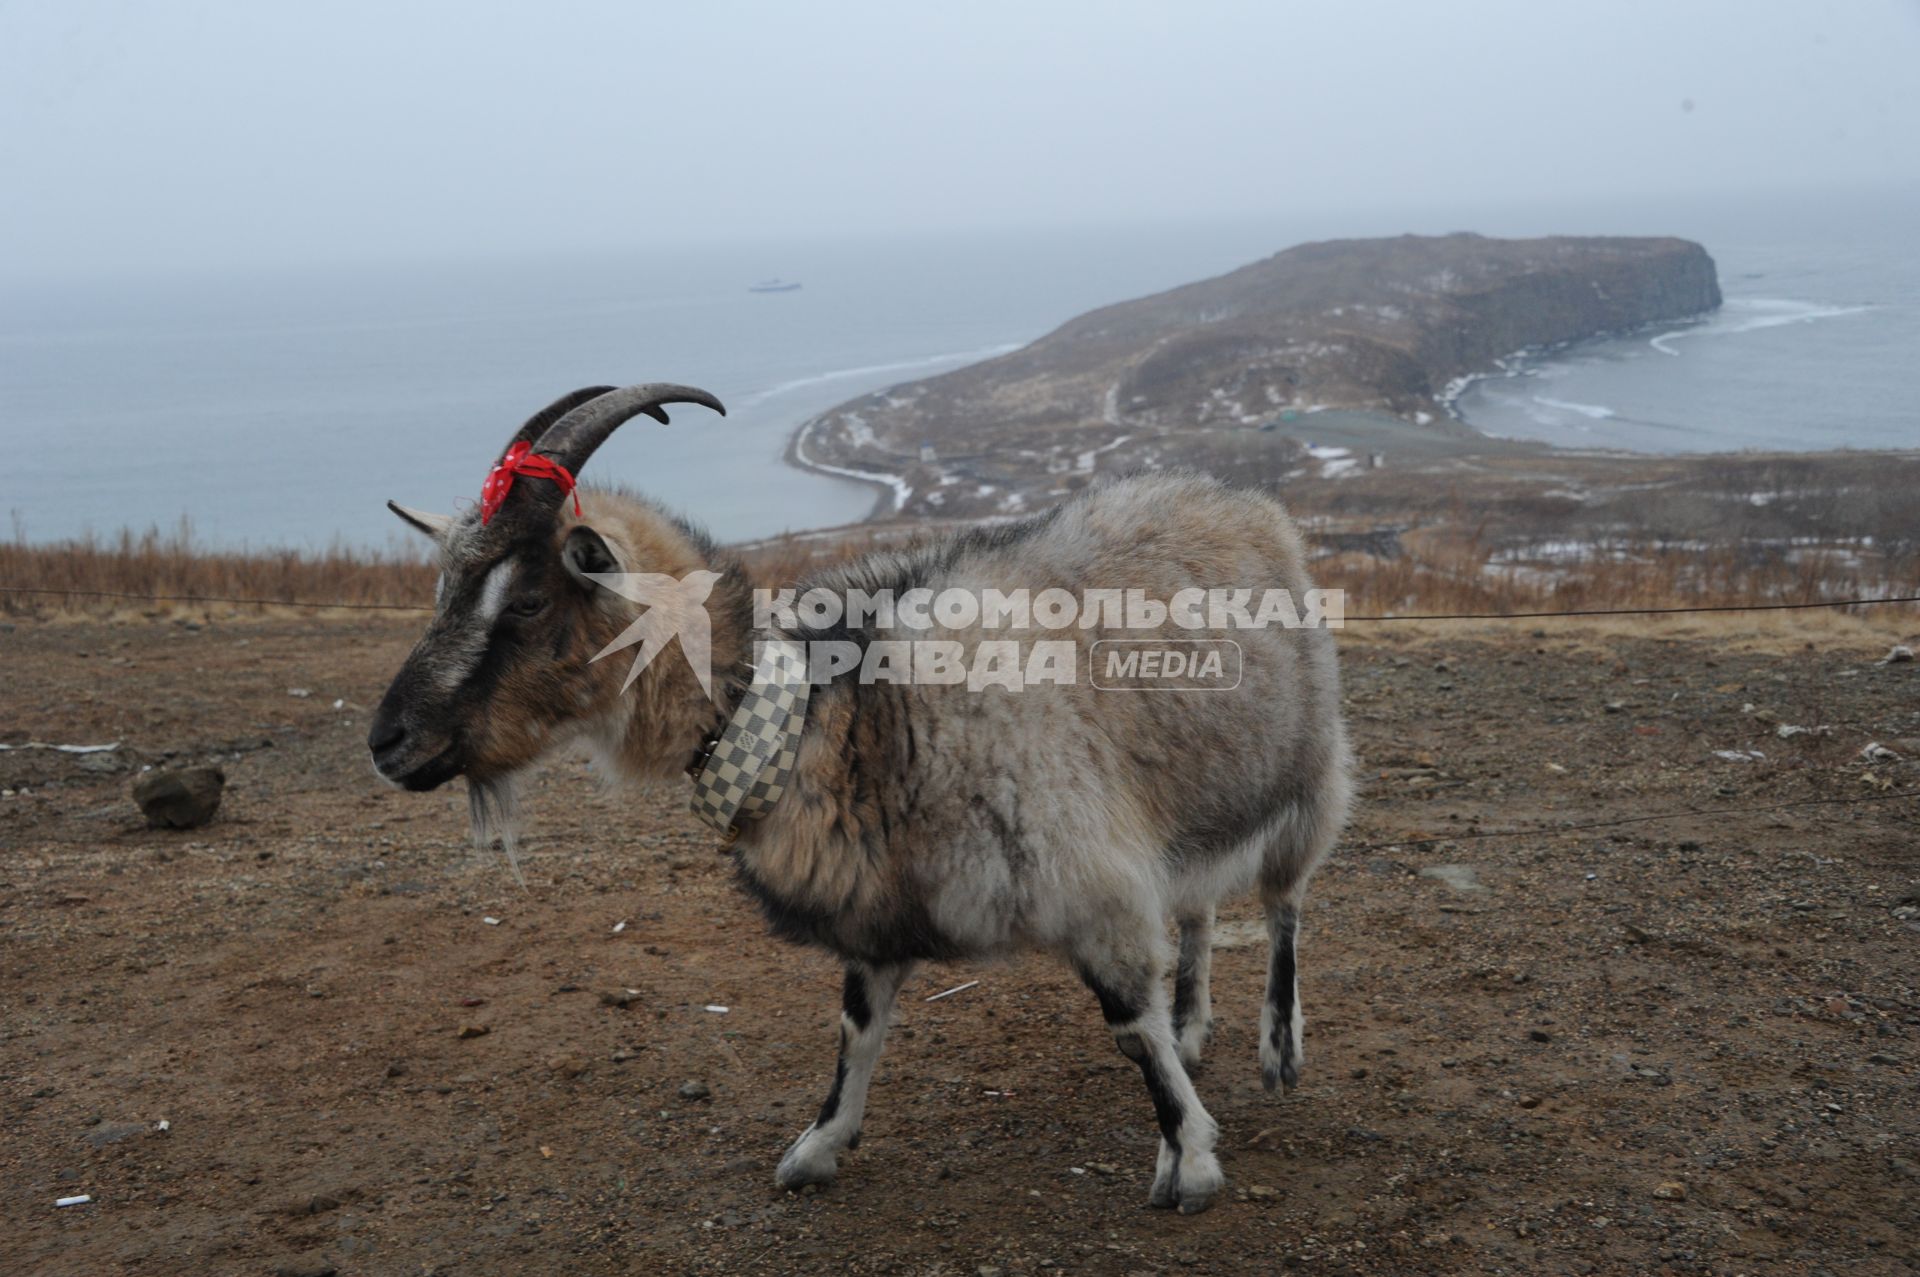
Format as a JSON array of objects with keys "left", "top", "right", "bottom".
[{"left": 3, "top": 612, "right": 1917, "bottom": 1276}]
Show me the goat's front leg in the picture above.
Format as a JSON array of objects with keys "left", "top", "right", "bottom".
[
  {"left": 775, "top": 960, "right": 914, "bottom": 1189},
  {"left": 1077, "top": 937, "right": 1223, "bottom": 1213}
]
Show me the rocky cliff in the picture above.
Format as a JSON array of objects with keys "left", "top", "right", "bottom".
[{"left": 794, "top": 233, "right": 1721, "bottom": 521}]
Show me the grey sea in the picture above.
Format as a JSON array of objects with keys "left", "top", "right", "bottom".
[{"left": 2, "top": 187, "right": 1914, "bottom": 550}]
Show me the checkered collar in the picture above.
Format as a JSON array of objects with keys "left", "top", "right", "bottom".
[{"left": 688, "top": 638, "right": 812, "bottom": 842}]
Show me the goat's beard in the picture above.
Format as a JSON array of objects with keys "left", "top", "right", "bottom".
[{"left": 467, "top": 774, "right": 526, "bottom": 887}]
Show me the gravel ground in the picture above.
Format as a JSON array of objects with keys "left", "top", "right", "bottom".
[{"left": 2, "top": 614, "right": 1917, "bottom": 1276}]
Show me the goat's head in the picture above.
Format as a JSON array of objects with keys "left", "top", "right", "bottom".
[{"left": 368, "top": 384, "right": 727, "bottom": 800}]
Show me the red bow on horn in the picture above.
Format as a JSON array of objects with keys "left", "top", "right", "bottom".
[{"left": 479, "top": 441, "right": 581, "bottom": 526}]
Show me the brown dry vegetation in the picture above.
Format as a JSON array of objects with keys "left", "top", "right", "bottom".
[
  {"left": 0, "top": 524, "right": 436, "bottom": 617},
  {"left": 5, "top": 508, "right": 1913, "bottom": 628}
]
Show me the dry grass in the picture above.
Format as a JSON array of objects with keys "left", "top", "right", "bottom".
[
  {"left": 1319, "top": 529, "right": 1918, "bottom": 619},
  {"left": 0, "top": 523, "right": 437, "bottom": 619},
  {"left": 4, "top": 517, "right": 1914, "bottom": 628}
]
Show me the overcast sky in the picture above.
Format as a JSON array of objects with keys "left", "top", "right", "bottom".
[{"left": 3, "top": 0, "right": 1917, "bottom": 277}]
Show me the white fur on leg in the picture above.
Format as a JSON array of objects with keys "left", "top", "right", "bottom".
[
  {"left": 1149, "top": 1138, "right": 1180, "bottom": 1209},
  {"left": 776, "top": 966, "right": 911, "bottom": 1190},
  {"left": 1120, "top": 1014, "right": 1223, "bottom": 1213},
  {"left": 775, "top": 1122, "right": 843, "bottom": 1189},
  {"left": 1257, "top": 979, "right": 1305, "bottom": 1093},
  {"left": 1176, "top": 1010, "right": 1214, "bottom": 1072},
  {"left": 1175, "top": 1146, "right": 1224, "bottom": 1215}
]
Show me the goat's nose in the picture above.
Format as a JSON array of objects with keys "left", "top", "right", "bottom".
[{"left": 367, "top": 712, "right": 407, "bottom": 759}]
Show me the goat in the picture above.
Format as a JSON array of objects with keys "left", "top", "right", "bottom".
[{"left": 369, "top": 384, "right": 1352, "bottom": 1213}]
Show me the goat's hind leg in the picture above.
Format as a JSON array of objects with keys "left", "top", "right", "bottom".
[
  {"left": 776, "top": 961, "right": 914, "bottom": 1189},
  {"left": 1076, "top": 930, "right": 1222, "bottom": 1213},
  {"left": 1259, "top": 889, "right": 1304, "bottom": 1093},
  {"left": 1257, "top": 777, "right": 1345, "bottom": 1095},
  {"left": 1172, "top": 906, "right": 1215, "bottom": 1071}
]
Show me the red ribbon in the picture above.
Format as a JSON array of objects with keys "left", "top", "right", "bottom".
[{"left": 479, "top": 441, "right": 581, "bottom": 525}]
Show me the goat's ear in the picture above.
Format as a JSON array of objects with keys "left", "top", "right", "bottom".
[
  {"left": 387, "top": 501, "right": 453, "bottom": 541},
  {"left": 562, "top": 525, "right": 625, "bottom": 588}
]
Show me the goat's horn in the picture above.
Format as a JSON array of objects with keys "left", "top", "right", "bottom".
[
  {"left": 531, "top": 383, "right": 727, "bottom": 480},
  {"left": 497, "top": 385, "right": 618, "bottom": 464}
]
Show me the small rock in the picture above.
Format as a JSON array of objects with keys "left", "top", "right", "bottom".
[
  {"left": 1246, "top": 1184, "right": 1280, "bottom": 1201},
  {"left": 457, "top": 1024, "right": 490, "bottom": 1040},
  {"left": 1880, "top": 645, "right": 1914, "bottom": 664},
  {"left": 1085, "top": 1162, "right": 1119, "bottom": 1177},
  {"left": 549, "top": 1054, "right": 586, "bottom": 1078},
  {"left": 1518, "top": 1095, "right": 1542, "bottom": 1109},
  {"left": 384, "top": 1061, "right": 408, "bottom": 1078},
  {"left": 1603, "top": 700, "right": 1626, "bottom": 714},
  {"left": 599, "top": 989, "right": 638, "bottom": 1009},
  {"left": 678, "top": 1080, "right": 711, "bottom": 1100},
  {"left": 131, "top": 766, "right": 226, "bottom": 830},
  {"left": 82, "top": 1122, "right": 146, "bottom": 1148},
  {"left": 1529, "top": 1029, "right": 1553, "bottom": 1043},
  {"left": 1653, "top": 1181, "right": 1687, "bottom": 1201}
]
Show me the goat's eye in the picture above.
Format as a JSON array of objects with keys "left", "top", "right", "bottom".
[{"left": 507, "top": 596, "right": 547, "bottom": 618}]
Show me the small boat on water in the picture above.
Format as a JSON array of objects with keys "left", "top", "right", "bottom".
[{"left": 749, "top": 278, "right": 802, "bottom": 293}]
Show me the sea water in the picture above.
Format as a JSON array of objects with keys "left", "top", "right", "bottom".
[
  {"left": 2, "top": 188, "right": 1913, "bottom": 549},
  {"left": 1450, "top": 188, "right": 1918, "bottom": 454}
]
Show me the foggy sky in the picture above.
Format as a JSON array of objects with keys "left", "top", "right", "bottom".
[{"left": 3, "top": 0, "right": 1917, "bottom": 278}]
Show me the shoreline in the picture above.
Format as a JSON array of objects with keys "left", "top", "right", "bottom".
[
  {"left": 1435, "top": 306, "right": 1723, "bottom": 424},
  {"left": 784, "top": 410, "right": 910, "bottom": 523}
]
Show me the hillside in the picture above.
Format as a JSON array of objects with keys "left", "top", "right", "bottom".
[{"left": 794, "top": 233, "right": 1722, "bottom": 520}]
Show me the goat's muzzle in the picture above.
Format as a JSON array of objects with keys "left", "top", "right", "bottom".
[{"left": 368, "top": 690, "right": 463, "bottom": 791}]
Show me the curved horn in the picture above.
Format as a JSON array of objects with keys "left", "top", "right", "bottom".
[
  {"left": 532, "top": 382, "right": 727, "bottom": 479},
  {"left": 497, "top": 385, "right": 617, "bottom": 463}
]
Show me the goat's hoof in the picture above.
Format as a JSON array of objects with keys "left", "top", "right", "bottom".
[
  {"left": 1148, "top": 1174, "right": 1179, "bottom": 1210},
  {"left": 1175, "top": 1151, "right": 1224, "bottom": 1214},
  {"left": 1261, "top": 1061, "right": 1300, "bottom": 1094},
  {"left": 1149, "top": 1152, "right": 1223, "bottom": 1213},
  {"left": 774, "top": 1136, "right": 839, "bottom": 1190},
  {"left": 1148, "top": 1140, "right": 1181, "bottom": 1208},
  {"left": 1175, "top": 1020, "right": 1213, "bottom": 1072}
]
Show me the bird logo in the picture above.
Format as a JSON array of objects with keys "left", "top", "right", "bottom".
[{"left": 584, "top": 570, "right": 725, "bottom": 700}]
